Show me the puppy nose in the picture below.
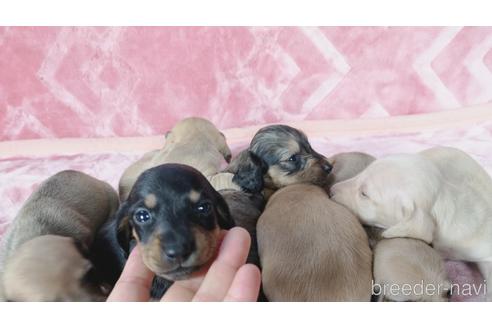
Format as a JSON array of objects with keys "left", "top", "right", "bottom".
[
  {"left": 164, "top": 243, "right": 194, "bottom": 262},
  {"left": 321, "top": 161, "right": 333, "bottom": 173}
]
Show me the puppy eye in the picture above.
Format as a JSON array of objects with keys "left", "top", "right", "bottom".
[
  {"left": 360, "top": 190, "right": 369, "bottom": 198},
  {"left": 287, "top": 154, "right": 298, "bottom": 162},
  {"left": 134, "top": 208, "right": 152, "bottom": 224},
  {"left": 195, "top": 202, "right": 211, "bottom": 215}
]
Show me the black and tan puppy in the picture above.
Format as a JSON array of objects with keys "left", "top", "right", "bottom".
[
  {"left": 257, "top": 184, "right": 373, "bottom": 301},
  {"left": 234, "top": 125, "right": 332, "bottom": 193},
  {"left": 0, "top": 170, "right": 118, "bottom": 301},
  {"left": 107, "top": 163, "right": 234, "bottom": 298}
]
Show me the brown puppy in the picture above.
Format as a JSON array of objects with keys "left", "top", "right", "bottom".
[
  {"left": 0, "top": 170, "right": 118, "bottom": 301},
  {"left": 233, "top": 125, "right": 332, "bottom": 193},
  {"left": 119, "top": 117, "right": 232, "bottom": 200},
  {"left": 326, "top": 152, "right": 376, "bottom": 190},
  {"left": 373, "top": 238, "right": 451, "bottom": 302},
  {"left": 257, "top": 184, "right": 373, "bottom": 301},
  {"left": 2, "top": 235, "right": 106, "bottom": 302},
  {"left": 326, "top": 151, "right": 379, "bottom": 248}
]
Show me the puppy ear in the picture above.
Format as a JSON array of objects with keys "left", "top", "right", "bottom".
[
  {"left": 382, "top": 199, "right": 435, "bottom": 243},
  {"left": 218, "top": 132, "right": 232, "bottom": 163},
  {"left": 215, "top": 193, "right": 235, "bottom": 229},
  {"left": 114, "top": 202, "right": 132, "bottom": 253},
  {"left": 249, "top": 151, "right": 268, "bottom": 174}
]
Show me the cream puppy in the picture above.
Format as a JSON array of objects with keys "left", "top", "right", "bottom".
[
  {"left": 0, "top": 170, "right": 118, "bottom": 301},
  {"left": 119, "top": 117, "right": 232, "bottom": 200},
  {"left": 257, "top": 184, "right": 373, "bottom": 301},
  {"left": 330, "top": 146, "right": 492, "bottom": 299},
  {"left": 373, "top": 238, "right": 451, "bottom": 302}
]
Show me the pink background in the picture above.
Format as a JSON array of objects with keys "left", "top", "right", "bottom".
[
  {"left": 1, "top": 26, "right": 492, "bottom": 141},
  {"left": 1, "top": 27, "right": 492, "bottom": 301}
]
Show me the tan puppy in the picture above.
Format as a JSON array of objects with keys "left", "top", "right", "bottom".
[
  {"left": 330, "top": 146, "right": 492, "bottom": 300},
  {"left": 0, "top": 170, "right": 118, "bottom": 301},
  {"left": 326, "top": 152, "right": 376, "bottom": 190},
  {"left": 373, "top": 238, "right": 451, "bottom": 302},
  {"left": 2, "top": 235, "right": 106, "bottom": 302},
  {"left": 257, "top": 184, "right": 373, "bottom": 301},
  {"left": 119, "top": 117, "right": 232, "bottom": 200}
]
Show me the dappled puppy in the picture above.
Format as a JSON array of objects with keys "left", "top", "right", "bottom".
[
  {"left": 112, "top": 164, "right": 234, "bottom": 298},
  {"left": 373, "top": 238, "right": 451, "bottom": 302},
  {"left": 3, "top": 235, "right": 107, "bottom": 302},
  {"left": 257, "top": 184, "right": 373, "bottom": 301},
  {"left": 119, "top": 117, "right": 232, "bottom": 201},
  {"left": 330, "top": 146, "right": 492, "bottom": 300},
  {"left": 326, "top": 151, "right": 376, "bottom": 190},
  {"left": 0, "top": 170, "right": 118, "bottom": 301},
  {"left": 235, "top": 125, "right": 332, "bottom": 192}
]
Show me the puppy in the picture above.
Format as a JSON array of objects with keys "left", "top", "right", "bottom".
[
  {"left": 0, "top": 170, "right": 118, "bottom": 301},
  {"left": 234, "top": 125, "right": 332, "bottom": 193},
  {"left": 224, "top": 149, "right": 268, "bottom": 194},
  {"left": 257, "top": 184, "right": 373, "bottom": 301},
  {"left": 326, "top": 152, "right": 376, "bottom": 190},
  {"left": 119, "top": 117, "right": 232, "bottom": 201},
  {"left": 108, "top": 163, "right": 234, "bottom": 298},
  {"left": 373, "top": 238, "right": 451, "bottom": 302},
  {"left": 330, "top": 146, "right": 492, "bottom": 300},
  {"left": 2, "top": 235, "right": 107, "bottom": 302},
  {"left": 219, "top": 189, "right": 265, "bottom": 268},
  {"left": 325, "top": 152, "right": 378, "bottom": 247},
  {"left": 208, "top": 172, "right": 241, "bottom": 192}
]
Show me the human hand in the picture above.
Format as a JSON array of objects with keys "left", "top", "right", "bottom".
[{"left": 107, "top": 227, "right": 261, "bottom": 302}]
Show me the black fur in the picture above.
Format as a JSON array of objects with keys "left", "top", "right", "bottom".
[{"left": 97, "top": 163, "right": 234, "bottom": 299}]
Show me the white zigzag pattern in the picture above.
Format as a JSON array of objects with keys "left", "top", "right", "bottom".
[{"left": 413, "top": 27, "right": 463, "bottom": 109}]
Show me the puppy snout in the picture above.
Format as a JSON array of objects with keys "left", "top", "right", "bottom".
[
  {"left": 164, "top": 241, "right": 195, "bottom": 263},
  {"left": 320, "top": 160, "right": 333, "bottom": 174}
]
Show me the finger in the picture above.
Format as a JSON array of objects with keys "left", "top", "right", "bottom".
[
  {"left": 224, "top": 264, "right": 261, "bottom": 302},
  {"left": 107, "top": 246, "right": 155, "bottom": 302},
  {"left": 192, "top": 227, "right": 251, "bottom": 301},
  {"left": 161, "top": 230, "right": 228, "bottom": 302}
]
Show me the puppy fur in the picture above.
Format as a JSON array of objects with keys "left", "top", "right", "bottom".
[
  {"left": 330, "top": 146, "right": 492, "bottom": 300},
  {"left": 107, "top": 163, "right": 234, "bottom": 298},
  {"left": 219, "top": 189, "right": 265, "bottom": 268},
  {"left": 373, "top": 238, "right": 451, "bottom": 302},
  {"left": 2, "top": 235, "right": 107, "bottom": 302},
  {"left": 224, "top": 149, "right": 268, "bottom": 194},
  {"left": 326, "top": 152, "right": 376, "bottom": 190},
  {"left": 0, "top": 170, "right": 118, "bottom": 301},
  {"left": 118, "top": 117, "right": 232, "bottom": 201},
  {"left": 325, "top": 152, "right": 379, "bottom": 248},
  {"left": 234, "top": 125, "right": 332, "bottom": 193},
  {"left": 257, "top": 184, "right": 373, "bottom": 301},
  {"left": 208, "top": 172, "right": 241, "bottom": 192}
]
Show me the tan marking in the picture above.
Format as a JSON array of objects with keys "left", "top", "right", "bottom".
[
  {"left": 287, "top": 139, "right": 300, "bottom": 155},
  {"left": 189, "top": 190, "right": 201, "bottom": 203},
  {"left": 144, "top": 193, "right": 157, "bottom": 208}
]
